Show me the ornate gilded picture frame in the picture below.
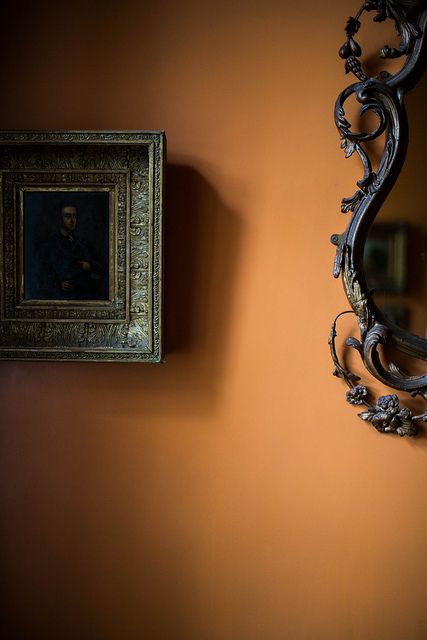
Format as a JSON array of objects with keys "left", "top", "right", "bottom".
[{"left": 0, "top": 131, "right": 165, "bottom": 362}]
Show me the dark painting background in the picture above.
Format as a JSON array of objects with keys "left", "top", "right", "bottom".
[{"left": 23, "top": 189, "right": 110, "bottom": 300}]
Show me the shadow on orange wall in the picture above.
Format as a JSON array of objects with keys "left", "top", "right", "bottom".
[
  {"left": 0, "top": 165, "right": 243, "bottom": 420},
  {"left": 165, "top": 164, "right": 242, "bottom": 357},
  {"left": 0, "top": 165, "right": 244, "bottom": 640}
]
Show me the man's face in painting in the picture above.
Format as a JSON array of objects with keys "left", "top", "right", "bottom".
[{"left": 60, "top": 205, "right": 77, "bottom": 235}]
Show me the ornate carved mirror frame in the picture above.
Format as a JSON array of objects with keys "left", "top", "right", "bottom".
[{"left": 330, "top": 0, "right": 427, "bottom": 436}]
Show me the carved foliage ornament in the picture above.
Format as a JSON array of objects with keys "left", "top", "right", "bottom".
[{"left": 331, "top": 1, "right": 427, "bottom": 435}]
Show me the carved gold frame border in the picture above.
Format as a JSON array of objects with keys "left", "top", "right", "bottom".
[{"left": 0, "top": 130, "right": 165, "bottom": 362}]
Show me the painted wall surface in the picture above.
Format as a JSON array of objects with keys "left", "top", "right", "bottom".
[{"left": 1, "top": 2, "right": 427, "bottom": 639}]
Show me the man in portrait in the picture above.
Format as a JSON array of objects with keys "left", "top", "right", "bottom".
[{"left": 33, "top": 203, "right": 108, "bottom": 300}]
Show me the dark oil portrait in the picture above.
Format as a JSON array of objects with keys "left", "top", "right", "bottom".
[{"left": 23, "top": 190, "right": 110, "bottom": 301}]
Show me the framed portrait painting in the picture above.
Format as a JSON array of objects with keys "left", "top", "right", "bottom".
[{"left": 0, "top": 130, "right": 165, "bottom": 362}]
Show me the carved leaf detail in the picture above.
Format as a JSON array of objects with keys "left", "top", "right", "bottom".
[
  {"left": 345, "top": 17, "right": 362, "bottom": 37},
  {"left": 341, "top": 190, "right": 364, "bottom": 213},
  {"left": 341, "top": 137, "right": 357, "bottom": 158},
  {"left": 345, "top": 336, "right": 364, "bottom": 355}
]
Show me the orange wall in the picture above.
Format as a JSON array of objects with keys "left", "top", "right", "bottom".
[{"left": 2, "top": 2, "right": 427, "bottom": 639}]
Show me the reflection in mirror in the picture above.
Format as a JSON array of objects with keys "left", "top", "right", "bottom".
[{"left": 363, "top": 71, "right": 427, "bottom": 340}]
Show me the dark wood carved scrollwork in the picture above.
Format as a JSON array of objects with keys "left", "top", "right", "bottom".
[{"left": 331, "top": 0, "right": 427, "bottom": 436}]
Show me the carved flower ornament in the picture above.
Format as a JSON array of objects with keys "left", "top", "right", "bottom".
[
  {"left": 357, "top": 393, "right": 416, "bottom": 436},
  {"left": 346, "top": 385, "right": 369, "bottom": 405}
]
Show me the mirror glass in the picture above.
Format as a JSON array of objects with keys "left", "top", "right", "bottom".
[{"left": 363, "top": 71, "right": 427, "bottom": 340}]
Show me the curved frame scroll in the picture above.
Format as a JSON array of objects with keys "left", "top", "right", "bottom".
[{"left": 331, "top": 0, "right": 427, "bottom": 436}]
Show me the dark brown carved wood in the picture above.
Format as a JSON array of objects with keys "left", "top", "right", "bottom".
[{"left": 331, "top": 0, "right": 427, "bottom": 436}]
